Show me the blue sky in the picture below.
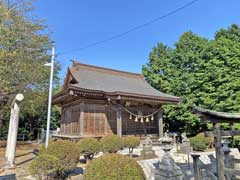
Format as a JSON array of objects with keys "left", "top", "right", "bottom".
[{"left": 34, "top": 0, "right": 240, "bottom": 81}]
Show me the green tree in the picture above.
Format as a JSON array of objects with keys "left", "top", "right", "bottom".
[
  {"left": 0, "top": 1, "right": 60, "bottom": 138},
  {"left": 143, "top": 24, "right": 240, "bottom": 135}
]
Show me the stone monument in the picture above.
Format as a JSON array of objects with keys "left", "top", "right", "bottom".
[
  {"left": 178, "top": 132, "right": 192, "bottom": 154},
  {"left": 5, "top": 94, "right": 24, "bottom": 168}
]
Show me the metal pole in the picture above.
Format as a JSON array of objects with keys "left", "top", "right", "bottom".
[{"left": 45, "top": 46, "right": 55, "bottom": 148}]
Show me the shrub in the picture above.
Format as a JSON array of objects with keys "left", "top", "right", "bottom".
[
  {"left": 100, "top": 135, "right": 124, "bottom": 153},
  {"left": 77, "top": 138, "right": 101, "bottom": 160},
  {"left": 39, "top": 140, "right": 55, "bottom": 154},
  {"left": 190, "top": 133, "right": 211, "bottom": 151},
  {"left": 230, "top": 135, "right": 240, "bottom": 148},
  {"left": 29, "top": 154, "right": 60, "bottom": 180},
  {"left": 84, "top": 154, "right": 146, "bottom": 180},
  {"left": 123, "top": 136, "right": 140, "bottom": 157},
  {"left": 190, "top": 137, "right": 207, "bottom": 151},
  {"left": 41, "top": 140, "right": 80, "bottom": 177}
]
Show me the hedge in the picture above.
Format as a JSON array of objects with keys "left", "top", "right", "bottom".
[
  {"left": 123, "top": 136, "right": 140, "bottom": 157},
  {"left": 77, "top": 137, "right": 101, "bottom": 160},
  {"left": 190, "top": 133, "right": 212, "bottom": 151},
  {"left": 100, "top": 135, "right": 124, "bottom": 153},
  {"left": 29, "top": 154, "right": 60, "bottom": 180},
  {"left": 39, "top": 140, "right": 80, "bottom": 177},
  {"left": 84, "top": 154, "right": 146, "bottom": 180}
]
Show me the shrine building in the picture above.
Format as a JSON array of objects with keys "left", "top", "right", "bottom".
[{"left": 52, "top": 61, "right": 181, "bottom": 139}]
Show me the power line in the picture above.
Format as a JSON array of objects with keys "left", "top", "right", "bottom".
[{"left": 58, "top": 0, "right": 199, "bottom": 56}]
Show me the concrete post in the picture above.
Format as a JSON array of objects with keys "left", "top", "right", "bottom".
[
  {"left": 5, "top": 94, "right": 24, "bottom": 167},
  {"left": 7, "top": 103, "right": 20, "bottom": 167},
  {"left": 5, "top": 108, "right": 14, "bottom": 158},
  {"left": 191, "top": 154, "right": 200, "bottom": 180}
]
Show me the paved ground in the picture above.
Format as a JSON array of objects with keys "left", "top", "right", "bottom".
[
  {"left": 131, "top": 146, "right": 240, "bottom": 180},
  {"left": 1, "top": 142, "right": 239, "bottom": 180},
  {"left": 0, "top": 142, "right": 39, "bottom": 180}
]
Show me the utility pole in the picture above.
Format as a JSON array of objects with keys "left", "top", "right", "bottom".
[{"left": 45, "top": 46, "right": 55, "bottom": 148}]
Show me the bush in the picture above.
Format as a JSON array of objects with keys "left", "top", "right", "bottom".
[
  {"left": 40, "top": 140, "right": 80, "bottom": 177},
  {"left": 123, "top": 136, "right": 140, "bottom": 157},
  {"left": 230, "top": 135, "right": 240, "bottom": 148},
  {"left": 190, "top": 133, "right": 212, "bottom": 151},
  {"left": 29, "top": 154, "right": 60, "bottom": 180},
  {"left": 100, "top": 135, "right": 124, "bottom": 153},
  {"left": 77, "top": 138, "right": 101, "bottom": 160},
  {"left": 84, "top": 154, "right": 146, "bottom": 180},
  {"left": 39, "top": 140, "right": 55, "bottom": 154}
]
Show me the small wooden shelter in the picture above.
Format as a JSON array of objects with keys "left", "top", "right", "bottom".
[{"left": 53, "top": 61, "right": 181, "bottom": 139}]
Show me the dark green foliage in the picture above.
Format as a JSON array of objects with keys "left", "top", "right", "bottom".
[
  {"left": 143, "top": 24, "right": 240, "bottom": 135},
  {"left": 230, "top": 136, "right": 240, "bottom": 149},
  {"left": 190, "top": 133, "right": 212, "bottom": 151},
  {"left": 29, "top": 154, "right": 60, "bottom": 180},
  {"left": 84, "top": 154, "right": 146, "bottom": 180},
  {"left": 100, "top": 135, "right": 124, "bottom": 153},
  {"left": 123, "top": 136, "right": 140, "bottom": 157},
  {"left": 40, "top": 140, "right": 80, "bottom": 177},
  {"left": 77, "top": 137, "right": 101, "bottom": 160}
]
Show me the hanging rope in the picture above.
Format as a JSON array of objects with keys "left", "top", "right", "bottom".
[{"left": 122, "top": 107, "right": 159, "bottom": 118}]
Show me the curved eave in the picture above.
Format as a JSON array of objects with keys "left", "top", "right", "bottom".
[
  {"left": 53, "top": 85, "right": 182, "bottom": 106},
  {"left": 193, "top": 106, "right": 240, "bottom": 123}
]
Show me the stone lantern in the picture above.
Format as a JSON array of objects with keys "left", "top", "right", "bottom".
[{"left": 154, "top": 146, "right": 183, "bottom": 180}]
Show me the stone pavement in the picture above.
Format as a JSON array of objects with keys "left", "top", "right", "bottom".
[{"left": 119, "top": 146, "right": 240, "bottom": 180}]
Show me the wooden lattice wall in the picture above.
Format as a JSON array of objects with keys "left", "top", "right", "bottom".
[{"left": 60, "top": 102, "right": 158, "bottom": 137}]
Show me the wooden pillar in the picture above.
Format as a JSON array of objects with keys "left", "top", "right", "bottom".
[
  {"left": 79, "top": 103, "right": 84, "bottom": 137},
  {"left": 158, "top": 108, "right": 163, "bottom": 138},
  {"left": 191, "top": 154, "right": 200, "bottom": 180},
  {"left": 214, "top": 122, "right": 225, "bottom": 180},
  {"left": 117, "top": 110, "right": 122, "bottom": 137}
]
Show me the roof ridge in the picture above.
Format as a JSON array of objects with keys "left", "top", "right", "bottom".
[{"left": 72, "top": 61, "right": 144, "bottom": 79}]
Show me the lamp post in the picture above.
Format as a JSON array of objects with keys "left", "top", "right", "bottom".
[{"left": 44, "top": 46, "right": 55, "bottom": 148}]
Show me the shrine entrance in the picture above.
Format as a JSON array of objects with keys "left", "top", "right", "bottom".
[{"left": 193, "top": 107, "right": 240, "bottom": 180}]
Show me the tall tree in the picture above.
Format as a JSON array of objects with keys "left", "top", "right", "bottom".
[
  {"left": 0, "top": 1, "right": 60, "bottom": 137},
  {"left": 143, "top": 25, "right": 240, "bottom": 135}
]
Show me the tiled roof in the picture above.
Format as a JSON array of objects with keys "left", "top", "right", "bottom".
[{"left": 66, "top": 61, "right": 181, "bottom": 102}]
